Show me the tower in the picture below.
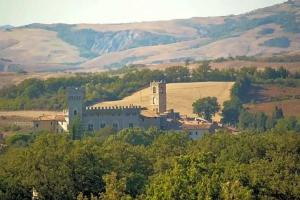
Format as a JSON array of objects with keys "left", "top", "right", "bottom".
[
  {"left": 67, "top": 87, "right": 85, "bottom": 124},
  {"left": 150, "top": 81, "right": 167, "bottom": 114}
]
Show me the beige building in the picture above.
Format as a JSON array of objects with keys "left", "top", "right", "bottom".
[
  {"left": 33, "top": 115, "right": 67, "bottom": 133},
  {"left": 180, "top": 117, "right": 218, "bottom": 140}
]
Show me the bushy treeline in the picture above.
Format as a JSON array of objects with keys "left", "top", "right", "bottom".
[
  {"left": 0, "top": 63, "right": 298, "bottom": 110},
  {"left": 0, "top": 128, "right": 300, "bottom": 200}
]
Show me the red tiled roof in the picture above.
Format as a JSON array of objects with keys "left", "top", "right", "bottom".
[
  {"left": 34, "top": 114, "right": 66, "bottom": 122},
  {"left": 181, "top": 123, "right": 211, "bottom": 130}
]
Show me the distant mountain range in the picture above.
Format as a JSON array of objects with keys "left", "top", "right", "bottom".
[{"left": 0, "top": 0, "right": 300, "bottom": 72}]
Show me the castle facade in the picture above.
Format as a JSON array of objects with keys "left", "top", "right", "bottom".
[
  {"left": 66, "top": 81, "right": 179, "bottom": 132},
  {"left": 33, "top": 81, "right": 216, "bottom": 138}
]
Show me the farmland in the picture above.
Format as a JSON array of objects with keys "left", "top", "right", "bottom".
[
  {"left": 94, "top": 82, "right": 234, "bottom": 121},
  {"left": 245, "top": 84, "right": 300, "bottom": 117}
]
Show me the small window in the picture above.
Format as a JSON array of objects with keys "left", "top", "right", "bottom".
[
  {"left": 129, "top": 123, "right": 134, "bottom": 128},
  {"left": 153, "top": 87, "right": 156, "bottom": 93},
  {"left": 35, "top": 123, "right": 39, "bottom": 128},
  {"left": 88, "top": 124, "right": 94, "bottom": 131},
  {"left": 160, "top": 87, "right": 164, "bottom": 94},
  {"left": 74, "top": 110, "right": 77, "bottom": 116},
  {"left": 113, "top": 123, "right": 118, "bottom": 129},
  {"left": 100, "top": 123, "right": 106, "bottom": 128}
]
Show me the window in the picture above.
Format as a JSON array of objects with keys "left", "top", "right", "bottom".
[
  {"left": 100, "top": 123, "right": 106, "bottom": 128},
  {"left": 74, "top": 110, "right": 77, "bottom": 116},
  {"left": 129, "top": 123, "right": 134, "bottom": 128},
  {"left": 153, "top": 97, "right": 156, "bottom": 104},
  {"left": 153, "top": 86, "right": 156, "bottom": 93},
  {"left": 35, "top": 123, "right": 39, "bottom": 128},
  {"left": 160, "top": 87, "right": 164, "bottom": 94},
  {"left": 113, "top": 123, "right": 118, "bottom": 129},
  {"left": 88, "top": 124, "right": 94, "bottom": 131}
]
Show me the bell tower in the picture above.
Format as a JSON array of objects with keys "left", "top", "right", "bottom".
[
  {"left": 67, "top": 87, "right": 85, "bottom": 124},
  {"left": 150, "top": 81, "right": 167, "bottom": 114}
]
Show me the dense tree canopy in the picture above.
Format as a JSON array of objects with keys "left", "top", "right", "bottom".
[{"left": 0, "top": 128, "right": 300, "bottom": 200}]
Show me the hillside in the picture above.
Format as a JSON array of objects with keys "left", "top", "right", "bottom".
[
  {"left": 93, "top": 82, "right": 234, "bottom": 121},
  {"left": 1, "top": 0, "right": 300, "bottom": 72}
]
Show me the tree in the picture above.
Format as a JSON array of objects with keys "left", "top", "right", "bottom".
[
  {"left": 100, "top": 172, "right": 131, "bottom": 200},
  {"left": 221, "top": 99, "right": 243, "bottom": 126},
  {"left": 165, "top": 66, "right": 190, "bottom": 83},
  {"left": 272, "top": 106, "right": 284, "bottom": 120},
  {"left": 274, "top": 117, "right": 300, "bottom": 132},
  {"left": 238, "top": 110, "right": 255, "bottom": 130},
  {"left": 230, "top": 76, "right": 251, "bottom": 101},
  {"left": 70, "top": 116, "right": 83, "bottom": 140},
  {"left": 255, "top": 112, "right": 268, "bottom": 132},
  {"left": 192, "top": 97, "right": 220, "bottom": 121},
  {"left": 192, "top": 61, "right": 211, "bottom": 81}
]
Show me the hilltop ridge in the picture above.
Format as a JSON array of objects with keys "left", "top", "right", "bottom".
[{"left": 0, "top": 0, "right": 300, "bottom": 72}]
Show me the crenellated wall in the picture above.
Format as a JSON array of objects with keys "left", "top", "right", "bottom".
[{"left": 82, "top": 105, "right": 142, "bottom": 131}]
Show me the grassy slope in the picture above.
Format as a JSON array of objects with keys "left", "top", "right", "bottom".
[{"left": 94, "top": 82, "right": 234, "bottom": 121}]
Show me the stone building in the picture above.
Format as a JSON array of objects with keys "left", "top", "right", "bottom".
[
  {"left": 33, "top": 114, "right": 67, "bottom": 133},
  {"left": 66, "top": 81, "right": 178, "bottom": 132},
  {"left": 33, "top": 81, "right": 216, "bottom": 136},
  {"left": 30, "top": 81, "right": 178, "bottom": 133},
  {"left": 150, "top": 81, "right": 167, "bottom": 114}
]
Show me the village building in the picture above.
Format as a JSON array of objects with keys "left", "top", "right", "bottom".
[
  {"left": 180, "top": 117, "right": 218, "bottom": 140},
  {"left": 33, "top": 114, "right": 67, "bottom": 133},
  {"left": 33, "top": 81, "right": 216, "bottom": 137}
]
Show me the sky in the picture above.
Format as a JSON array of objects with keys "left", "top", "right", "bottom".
[{"left": 0, "top": 0, "right": 287, "bottom": 26}]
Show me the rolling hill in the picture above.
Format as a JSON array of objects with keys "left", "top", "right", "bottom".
[{"left": 0, "top": 0, "right": 300, "bottom": 72}]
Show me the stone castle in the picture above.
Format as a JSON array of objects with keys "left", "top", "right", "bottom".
[
  {"left": 33, "top": 81, "right": 216, "bottom": 138},
  {"left": 66, "top": 81, "right": 178, "bottom": 132}
]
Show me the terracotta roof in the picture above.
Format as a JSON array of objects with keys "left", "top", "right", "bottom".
[
  {"left": 180, "top": 118, "right": 212, "bottom": 130},
  {"left": 54, "top": 115, "right": 66, "bottom": 121},
  {"left": 34, "top": 114, "right": 66, "bottom": 122},
  {"left": 181, "top": 123, "right": 212, "bottom": 130}
]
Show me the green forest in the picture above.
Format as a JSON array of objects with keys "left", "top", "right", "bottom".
[{"left": 1, "top": 127, "right": 300, "bottom": 200}]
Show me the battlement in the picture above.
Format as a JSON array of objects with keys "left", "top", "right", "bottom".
[{"left": 84, "top": 105, "right": 142, "bottom": 115}]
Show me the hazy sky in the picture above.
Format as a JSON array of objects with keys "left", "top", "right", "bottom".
[{"left": 0, "top": 0, "right": 286, "bottom": 26}]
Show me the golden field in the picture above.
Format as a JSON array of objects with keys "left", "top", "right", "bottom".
[{"left": 94, "top": 82, "right": 234, "bottom": 121}]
